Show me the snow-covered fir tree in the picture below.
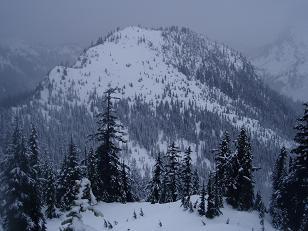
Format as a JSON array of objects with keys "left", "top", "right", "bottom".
[
  {"left": 57, "top": 137, "right": 81, "bottom": 210},
  {"left": 159, "top": 168, "right": 168, "bottom": 204},
  {"left": 213, "top": 171, "right": 223, "bottom": 209},
  {"left": 282, "top": 103, "right": 308, "bottom": 231},
  {"left": 225, "top": 151, "right": 238, "bottom": 207},
  {"left": 27, "top": 124, "right": 46, "bottom": 230},
  {"left": 59, "top": 178, "right": 100, "bottom": 231},
  {"left": 86, "top": 147, "right": 100, "bottom": 199},
  {"left": 28, "top": 124, "right": 40, "bottom": 179},
  {"left": 147, "top": 153, "right": 163, "bottom": 204},
  {"left": 234, "top": 128, "right": 254, "bottom": 210},
  {"left": 216, "top": 131, "right": 231, "bottom": 196},
  {"left": 164, "top": 142, "right": 180, "bottom": 202},
  {"left": 191, "top": 169, "right": 200, "bottom": 195},
  {"left": 90, "top": 88, "right": 125, "bottom": 202},
  {"left": 129, "top": 158, "right": 142, "bottom": 201},
  {"left": 120, "top": 161, "right": 135, "bottom": 203},
  {"left": 2, "top": 122, "right": 46, "bottom": 231},
  {"left": 269, "top": 147, "right": 288, "bottom": 229},
  {"left": 181, "top": 146, "right": 192, "bottom": 200},
  {"left": 44, "top": 162, "right": 57, "bottom": 219},
  {"left": 206, "top": 172, "right": 221, "bottom": 218},
  {"left": 254, "top": 191, "right": 266, "bottom": 231}
]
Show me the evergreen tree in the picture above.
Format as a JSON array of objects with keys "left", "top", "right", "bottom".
[
  {"left": 198, "top": 182, "right": 206, "bottom": 216},
  {"left": 2, "top": 123, "right": 46, "bottom": 231},
  {"left": 164, "top": 142, "right": 180, "bottom": 202},
  {"left": 254, "top": 192, "right": 266, "bottom": 231},
  {"left": 78, "top": 178, "right": 97, "bottom": 207},
  {"left": 120, "top": 161, "right": 134, "bottom": 203},
  {"left": 159, "top": 172, "right": 168, "bottom": 204},
  {"left": 44, "top": 163, "right": 57, "bottom": 219},
  {"left": 192, "top": 169, "right": 200, "bottom": 195},
  {"left": 234, "top": 128, "right": 254, "bottom": 210},
  {"left": 147, "top": 153, "right": 163, "bottom": 204},
  {"left": 181, "top": 146, "right": 192, "bottom": 199},
  {"left": 129, "top": 159, "right": 141, "bottom": 201},
  {"left": 91, "top": 88, "right": 125, "bottom": 202},
  {"left": 269, "top": 147, "right": 288, "bottom": 229},
  {"left": 86, "top": 147, "right": 100, "bottom": 198},
  {"left": 206, "top": 172, "right": 221, "bottom": 218},
  {"left": 57, "top": 138, "right": 80, "bottom": 210},
  {"left": 213, "top": 170, "right": 223, "bottom": 208},
  {"left": 216, "top": 131, "right": 231, "bottom": 196},
  {"left": 283, "top": 103, "right": 308, "bottom": 231},
  {"left": 27, "top": 125, "right": 46, "bottom": 230},
  {"left": 28, "top": 124, "right": 40, "bottom": 178},
  {"left": 60, "top": 178, "right": 99, "bottom": 231}
]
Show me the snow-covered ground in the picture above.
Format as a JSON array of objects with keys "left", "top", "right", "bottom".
[{"left": 47, "top": 196, "right": 275, "bottom": 231}]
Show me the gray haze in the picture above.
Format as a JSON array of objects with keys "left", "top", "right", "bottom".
[{"left": 0, "top": 0, "right": 307, "bottom": 53}]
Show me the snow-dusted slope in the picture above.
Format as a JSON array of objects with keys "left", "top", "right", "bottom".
[
  {"left": 253, "top": 29, "right": 308, "bottom": 102},
  {"left": 0, "top": 26, "right": 298, "bottom": 199},
  {"left": 38, "top": 26, "right": 291, "bottom": 146},
  {"left": 47, "top": 196, "right": 274, "bottom": 231}
]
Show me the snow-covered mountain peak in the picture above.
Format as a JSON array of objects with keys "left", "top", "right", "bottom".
[
  {"left": 2, "top": 26, "right": 297, "bottom": 200},
  {"left": 40, "top": 26, "right": 253, "bottom": 109},
  {"left": 252, "top": 28, "right": 308, "bottom": 101},
  {"left": 38, "top": 26, "right": 282, "bottom": 147}
]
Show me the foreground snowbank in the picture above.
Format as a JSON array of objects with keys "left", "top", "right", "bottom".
[{"left": 47, "top": 196, "right": 275, "bottom": 231}]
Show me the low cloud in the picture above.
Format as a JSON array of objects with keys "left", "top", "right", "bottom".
[{"left": 0, "top": 0, "right": 307, "bottom": 53}]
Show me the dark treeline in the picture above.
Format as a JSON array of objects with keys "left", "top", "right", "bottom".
[
  {"left": 147, "top": 128, "right": 256, "bottom": 219},
  {"left": 0, "top": 89, "right": 307, "bottom": 231}
]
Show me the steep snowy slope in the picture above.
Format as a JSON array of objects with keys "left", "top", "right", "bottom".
[
  {"left": 0, "top": 26, "right": 298, "bottom": 199},
  {"left": 253, "top": 29, "right": 308, "bottom": 101},
  {"left": 37, "top": 26, "right": 293, "bottom": 143},
  {"left": 47, "top": 196, "right": 274, "bottom": 231}
]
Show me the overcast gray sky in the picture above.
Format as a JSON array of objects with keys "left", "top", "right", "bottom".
[{"left": 0, "top": 0, "right": 307, "bottom": 53}]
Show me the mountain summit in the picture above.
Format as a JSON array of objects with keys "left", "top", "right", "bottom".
[{"left": 0, "top": 26, "right": 297, "bottom": 198}]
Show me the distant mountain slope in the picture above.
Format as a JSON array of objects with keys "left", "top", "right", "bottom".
[
  {"left": 252, "top": 29, "right": 308, "bottom": 102},
  {"left": 0, "top": 26, "right": 299, "bottom": 199},
  {"left": 0, "top": 40, "right": 81, "bottom": 103}
]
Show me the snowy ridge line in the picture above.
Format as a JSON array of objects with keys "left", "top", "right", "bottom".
[{"left": 29, "top": 26, "right": 291, "bottom": 149}]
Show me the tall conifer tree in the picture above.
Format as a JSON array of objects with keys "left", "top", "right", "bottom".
[
  {"left": 235, "top": 128, "right": 254, "bottom": 210},
  {"left": 216, "top": 132, "right": 231, "bottom": 196},
  {"left": 206, "top": 172, "right": 221, "bottom": 218},
  {"left": 57, "top": 138, "right": 80, "bottom": 210},
  {"left": 87, "top": 147, "right": 100, "bottom": 198},
  {"left": 44, "top": 163, "right": 57, "bottom": 219},
  {"left": 2, "top": 123, "right": 46, "bottom": 231},
  {"left": 91, "top": 88, "right": 125, "bottom": 202},
  {"left": 164, "top": 142, "right": 180, "bottom": 202},
  {"left": 269, "top": 147, "right": 288, "bottom": 229},
  {"left": 192, "top": 169, "right": 200, "bottom": 195},
  {"left": 147, "top": 153, "right": 163, "bottom": 204},
  {"left": 181, "top": 146, "right": 192, "bottom": 199},
  {"left": 120, "top": 161, "right": 134, "bottom": 203},
  {"left": 27, "top": 125, "right": 46, "bottom": 230},
  {"left": 282, "top": 103, "right": 308, "bottom": 230}
]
